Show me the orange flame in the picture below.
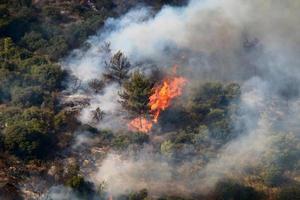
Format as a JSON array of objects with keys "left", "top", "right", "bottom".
[
  {"left": 128, "top": 117, "right": 153, "bottom": 133},
  {"left": 149, "top": 77, "right": 187, "bottom": 123},
  {"left": 128, "top": 67, "right": 187, "bottom": 133}
]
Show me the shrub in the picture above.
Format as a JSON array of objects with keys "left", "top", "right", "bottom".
[
  {"left": 277, "top": 186, "right": 300, "bottom": 200},
  {"left": 214, "top": 180, "right": 264, "bottom": 200},
  {"left": 11, "top": 86, "right": 44, "bottom": 107},
  {"left": 3, "top": 121, "right": 52, "bottom": 159}
]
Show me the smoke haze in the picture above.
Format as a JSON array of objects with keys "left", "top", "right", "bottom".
[{"left": 61, "top": 0, "right": 300, "bottom": 197}]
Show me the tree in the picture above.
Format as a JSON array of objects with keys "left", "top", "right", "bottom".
[
  {"left": 104, "top": 51, "right": 131, "bottom": 85},
  {"left": 262, "top": 165, "right": 284, "bottom": 187},
  {"left": 119, "top": 71, "right": 153, "bottom": 117},
  {"left": 3, "top": 121, "right": 52, "bottom": 159},
  {"left": 88, "top": 79, "right": 105, "bottom": 93},
  {"left": 42, "top": 6, "right": 63, "bottom": 22},
  {"left": 46, "top": 36, "right": 69, "bottom": 61},
  {"left": 214, "top": 180, "right": 264, "bottom": 200},
  {"left": 224, "top": 83, "right": 241, "bottom": 103},
  {"left": 193, "top": 82, "right": 225, "bottom": 108},
  {"left": 161, "top": 140, "right": 174, "bottom": 156},
  {"left": 277, "top": 186, "right": 300, "bottom": 200},
  {"left": 21, "top": 31, "right": 47, "bottom": 51},
  {"left": 0, "top": 37, "right": 16, "bottom": 60},
  {"left": 128, "top": 189, "right": 148, "bottom": 200},
  {"left": 11, "top": 86, "right": 44, "bottom": 107},
  {"left": 3, "top": 107, "right": 54, "bottom": 159},
  {"left": 30, "top": 64, "right": 65, "bottom": 91},
  {"left": 0, "top": 5, "right": 11, "bottom": 33}
]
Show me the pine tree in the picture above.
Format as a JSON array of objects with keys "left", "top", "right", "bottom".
[
  {"left": 119, "top": 71, "right": 153, "bottom": 117},
  {"left": 103, "top": 51, "right": 131, "bottom": 85}
]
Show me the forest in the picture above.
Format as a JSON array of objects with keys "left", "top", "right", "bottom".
[{"left": 0, "top": 0, "right": 300, "bottom": 200}]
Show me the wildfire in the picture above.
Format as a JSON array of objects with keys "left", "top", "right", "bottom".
[
  {"left": 149, "top": 76, "right": 187, "bottom": 123},
  {"left": 128, "top": 117, "right": 153, "bottom": 133},
  {"left": 128, "top": 68, "right": 187, "bottom": 133}
]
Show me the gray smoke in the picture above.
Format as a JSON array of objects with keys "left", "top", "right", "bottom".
[{"left": 61, "top": 0, "right": 300, "bottom": 197}]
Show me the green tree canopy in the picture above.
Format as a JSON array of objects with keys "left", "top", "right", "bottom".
[{"left": 119, "top": 70, "right": 153, "bottom": 117}]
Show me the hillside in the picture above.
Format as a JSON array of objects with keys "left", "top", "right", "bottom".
[{"left": 0, "top": 0, "right": 300, "bottom": 200}]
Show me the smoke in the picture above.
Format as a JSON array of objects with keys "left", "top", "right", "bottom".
[
  {"left": 41, "top": 186, "right": 81, "bottom": 200},
  {"left": 63, "top": 0, "right": 300, "bottom": 102},
  {"left": 93, "top": 84, "right": 279, "bottom": 196},
  {"left": 61, "top": 0, "right": 300, "bottom": 197},
  {"left": 78, "top": 83, "right": 125, "bottom": 131}
]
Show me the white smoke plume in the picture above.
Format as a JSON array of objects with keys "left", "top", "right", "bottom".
[
  {"left": 41, "top": 186, "right": 81, "bottom": 200},
  {"left": 93, "top": 81, "right": 279, "bottom": 196},
  {"left": 61, "top": 0, "right": 300, "bottom": 197},
  {"left": 78, "top": 83, "right": 125, "bottom": 131}
]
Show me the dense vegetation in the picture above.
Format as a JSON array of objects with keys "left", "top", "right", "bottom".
[{"left": 0, "top": 1, "right": 299, "bottom": 200}]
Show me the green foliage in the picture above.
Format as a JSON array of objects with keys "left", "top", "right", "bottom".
[
  {"left": 3, "top": 107, "right": 54, "bottom": 159},
  {"left": 67, "top": 15, "right": 105, "bottom": 48},
  {"left": 214, "top": 180, "right": 264, "bottom": 200},
  {"left": 277, "top": 186, "right": 300, "bottom": 200},
  {"left": 11, "top": 86, "right": 44, "bottom": 107},
  {"left": 192, "top": 125, "right": 210, "bottom": 145},
  {"left": 0, "top": 38, "right": 65, "bottom": 106},
  {"left": 0, "top": 133, "right": 3, "bottom": 152},
  {"left": 30, "top": 64, "right": 65, "bottom": 90},
  {"left": 129, "top": 132, "right": 150, "bottom": 144},
  {"left": 46, "top": 36, "right": 69, "bottom": 61},
  {"left": 66, "top": 175, "right": 85, "bottom": 190},
  {"left": 262, "top": 165, "right": 284, "bottom": 187},
  {"left": 113, "top": 135, "right": 130, "bottom": 150},
  {"left": 21, "top": 31, "right": 47, "bottom": 51},
  {"left": 0, "top": 4, "right": 11, "bottom": 30},
  {"left": 54, "top": 111, "right": 72, "bottom": 132},
  {"left": 88, "top": 79, "right": 105, "bottom": 93},
  {"left": 158, "top": 197, "right": 191, "bottom": 200},
  {"left": 0, "top": 37, "right": 17, "bottom": 60},
  {"left": 128, "top": 189, "right": 148, "bottom": 200},
  {"left": 119, "top": 71, "right": 153, "bottom": 117},
  {"left": 3, "top": 121, "right": 51, "bottom": 159},
  {"left": 185, "top": 82, "right": 240, "bottom": 140},
  {"left": 64, "top": 162, "right": 96, "bottom": 197},
  {"left": 161, "top": 140, "right": 174, "bottom": 156},
  {"left": 42, "top": 6, "right": 63, "bottom": 22}
]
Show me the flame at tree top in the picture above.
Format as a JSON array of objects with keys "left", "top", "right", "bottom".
[
  {"left": 128, "top": 67, "right": 187, "bottom": 133},
  {"left": 149, "top": 76, "right": 187, "bottom": 123}
]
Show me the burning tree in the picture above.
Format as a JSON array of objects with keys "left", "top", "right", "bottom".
[{"left": 125, "top": 67, "right": 187, "bottom": 133}]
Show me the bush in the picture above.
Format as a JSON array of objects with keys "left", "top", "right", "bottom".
[
  {"left": 30, "top": 64, "right": 65, "bottom": 91},
  {"left": 54, "top": 111, "right": 71, "bottom": 132},
  {"left": 66, "top": 175, "right": 85, "bottom": 190},
  {"left": 46, "top": 36, "right": 69, "bottom": 61},
  {"left": 129, "top": 132, "right": 149, "bottom": 144},
  {"left": 3, "top": 107, "right": 54, "bottom": 159},
  {"left": 214, "top": 180, "right": 263, "bottom": 200},
  {"left": 21, "top": 31, "right": 47, "bottom": 51},
  {"left": 112, "top": 135, "right": 130, "bottom": 150},
  {"left": 277, "top": 186, "right": 300, "bottom": 200},
  {"left": 262, "top": 165, "right": 284, "bottom": 187},
  {"left": 42, "top": 6, "right": 62, "bottom": 22},
  {"left": 11, "top": 86, "right": 44, "bottom": 107},
  {"left": 119, "top": 70, "right": 153, "bottom": 117},
  {"left": 3, "top": 121, "right": 52, "bottom": 159},
  {"left": 0, "top": 133, "right": 3, "bottom": 152},
  {"left": 128, "top": 189, "right": 148, "bottom": 200},
  {"left": 161, "top": 140, "right": 174, "bottom": 156}
]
